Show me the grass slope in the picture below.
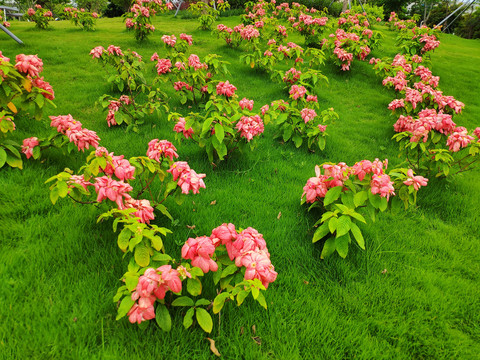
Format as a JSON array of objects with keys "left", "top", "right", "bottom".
[{"left": 1, "top": 16, "right": 480, "bottom": 359}]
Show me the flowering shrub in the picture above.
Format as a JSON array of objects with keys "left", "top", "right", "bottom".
[
  {"left": 291, "top": 11, "right": 329, "bottom": 47},
  {"left": 372, "top": 54, "right": 479, "bottom": 177},
  {"left": 64, "top": 7, "right": 99, "bottom": 31},
  {"left": 46, "top": 136, "right": 276, "bottom": 333},
  {"left": 0, "top": 52, "right": 55, "bottom": 169},
  {"left": 151, "top": 34, "right": 229, "bottom": 104},
  {"left": 26, "top": 5, "right": 53, "bottom": 29},
  {"left": 319, "top": 11, "right": 382, "bottom": 71},
  {"left": 302, "top": 160, "right": 428, "bottom": 258},
  {"left": 169, "top": 81, "right": 265, "bottom": 163},
  {"left": 262, "top": 85, "right": 338, "bottom": 151},
  {"left": 387, "top": 12, "right": 418, "bottom": 31},
  {"left": 124, "top": 0, "right": 172, "bottom": 41},
  {"left": 396, "top": 25, "right": 441, "bottom": 57},
  {"left": 188, "top": 1, "right": 223, "bottom": 30},
  {"left": 114, "top": 224, "right": 277, "bottom": 332}
]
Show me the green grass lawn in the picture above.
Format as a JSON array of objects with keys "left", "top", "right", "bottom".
[{"left": 1, "top": 15, "right": 480, "bottom": 359}]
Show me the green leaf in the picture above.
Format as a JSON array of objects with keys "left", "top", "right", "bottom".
[
  {"left": 212, "top": 264, "right": 222, "bottom": 285},
  {"left": 195, "top": 298, "right": 211, "bottom": 307},
  {"left": 0, "top": 147, "right": 6, "bottom": 168},
  {"left": 214, "top": 123, "right": 225, "bottom": 143},
  {"left": 256, "top": 292, "right": 267, "bottom": 310},
  {"left": 335, "top": 215, "right": 352, "bottom": 238},
  {"left": 318, "top": 137, "right": 326, "bottom": 151},
  {"left": 202, "top": 117, "right": 214, "bottom": 134},
  {"left": 196, "top": 308, "right": 213, "bottom": 333},
  {"left": 320, "top": 237, "right": 336, "bottom": 259},
  {"left": 151, "top": 253, "right": 172, "bottom": 262},
  {"left": 183, "top": 308, "right": 195, "bottom": 329},
  {"left": 283, "top": 126, "right": 293, "bottom": 142},
  {"left": 313, "top": 222, "right": 330, "bottom": 243},
  {"left": 117, "top": 228, "right": 132, "bottom": 251},
  {"left": 6, "top": 154, "right": 22, "bottom": 169},
  {"left": 324, "top": 186, "right": 343, "bottom": 206},
  {"left": 251, "top": 286, "right": 260, "bottom": 299},
  {"left": 125, "top": 275, "right": 138, "bottom": 292},
  {"left": 187, "top": 277, "right": 202, "bottom": 296},
  {"left": 172, "top": 296, "right": 195, "bottom": 307},
  {"left": 155, "top": 304, "right": 172, "bottom": 332},
  {"left": 50, "top": 186, "right": 59, "bottom": 205},
  {"left": 221, "top": 264, "right": 238, "bottom": 278},
  {"left": 379, "top": 196, "right": 388, "bottom": 212},
  {"left": 236, "top": 290, "right": 249, "bottom": 306},
  {"left": 349, "top": 211, "right": 367, "bottom": 224},
  {"left": 292, "top": 134, "right": 303, "bottom": 148},
  {"left": 116, "top": 296, "right": 134, "bottom": 320},
  {"left": 212, "top": 292, "right": 230, "bottom": 314},
  {"left": 335, "top": 234, "right": 350, "bottom": 258},
  {"left": 328, "top": 217, "right": 338, "bottom": 233},
  {"left": 353, "top": 191, "right": 368, "bottom": 207},
  {"left": 350, "top": 222, "right": 365, "bottom": 250},
  {"left": 368, "top": 191, "right": 381, "bottom": 209},
  {"left": 134, "top": 244, "right": 150, "bottom": 267}
]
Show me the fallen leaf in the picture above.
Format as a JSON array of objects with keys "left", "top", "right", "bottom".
[
  {"left": 303, "top": 280, "right": 309, "bottom": 285},
  {"left": 277, "top": 212, "right": 282, "bottom": 220},
  {"left": 381, "top": 269, "right": 388, "bottom": 274},
  {"left": 186, "top": 225, "right": 196, "bottom": 230},
  {"left": 206, "top": 338, "right": 221, "bottom": 357},
  {"left": 193, "top": 209, "right": 196, "bottom": 212},
  {"left": 252, "top": 336, "right": 261, "bottom": 345},
  {"left": 240, "top": 327, "right": 244, "bottom": 335},
  {"left": 252, "top": 325, "right": 256, "bottom": 334},
  {"left": 210, "top": 200, "right": 217, "bottom": 206},
  {"left": 73, "top": 317, "right": 77, "bottom": 322}
]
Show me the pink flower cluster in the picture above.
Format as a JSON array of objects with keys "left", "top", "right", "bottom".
[
  {"left": 49, "top": 114, "right": 100, "bottom": 151},
  {"left": 289, "top": 85, "right": 307, "bottom": 100},
  {"left": 128, "top": 265, "right": 185, "bottom": 324},
  {"left": 240, "top": 25, "right": 260, "bottom": 40},
  {"left": 167, "top": 161, "right": 206, "bottom": 194},
  {"left": 236, "top": 115, "right": 265, "bottom": 141},
  {"left": 95, "top": 176, "right": 133, "bottom": 209},
  {"left": 15, "top": 54, "right": 43, "bottom": 77},
  {"left": 21, "top": 137, "right": 39, "bottom": 159},
  {"left": 182, "top": 224, "right": 277, "bottom": 288},
  {"left": 147, "top": 139, "right": 179, "bottom": 162},
  {"left": 216, "top": 80, "right": 237, "bottom": 97},
  {"left": 303, "top": 159, "right": 398, "bottom": 203},
  {"left": 239, "top": 97, "right": 254, "bottom": 111},
  {"left": 173, "top": 118, "right": 194, "bottom": 139},
  {"left": 161, "top": 34, "right": 176, "bottom": 47},
  {"left": 301, "top": 108, "right": 317, "bottom": 123},
  {"left": 283, "top": 67, "right": 301, "bottom": 85},
  {"left": 95, "top": 147, "right": 136, "bottom": 181}
]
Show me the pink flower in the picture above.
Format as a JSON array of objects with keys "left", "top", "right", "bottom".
[
  {"left": 155, "top": 58, "right": 172, "bottom": 75},
  {"left": 50, "top": 114, "right": 82, "bottom": 134},
  {"left": 188, "top": 54, "right": 205, "bottom": 71},
  {"left": 32, "top": 77, "right": 54, "bottom": 100},
  {"left": 147, "top": 139, "right": 178, "bottom": 162},
  {"left": 167, "top": 161, "right": 190, "bottom": 181},
  {"left": 21, "top": 137, "right": 39, "bottom": 159},
  {"left": 90, "top": 46, "right": 104, "bottom": 59},
  {"left": 66, "top": 128, "right": 100, "bottom": 151},
  {"left": 107, "top": 45, "right": 123, "bottom": 56},
  {"left": 289, "top": 85, "right": 306, "bottom": 100},
  {"left": 15, "top": 54, "right": 43, "bottom": 77},
  {"left": 318, "top": 124, "right": 327, "bottom": 132},
  {"left": 474, "top": 127, "right": 480, "bottom": 140},
  {"left": 241, "top": 250, "right": 277, "bottom": 288},
  {"left": 236, "top": 115, "right": 264, "bottom": 141},
  {"left": 177, "top": 168, "right": 206, "bottom": 194},
  {"left": 111, "top": 155, "right": 136, "bottom": 181},
  {"left": 403, "top": 169, "right": 428, "bottom": 190},
  {"left": 127, "top": 296, "right": 156, "bottom": 324},
  {"left": 370, "top": 174, "right": 395, "bottom": 201},
  {"left": 216, "top": 80, "right": 237, "bottom": 97},
  {"left": 388, "top": 99, "right": 405, "bottom": 110},
  {"left": 239, "top": 98, "right": 254, "bottom": 111},
  {"left": 306, "top": 95, "right": 318, "bottom": 102},
  {"left": 94, "top": 176, "right": 132, "bottom": 209},
  {"left": 231, "top": 227, "right": 267, "bottom": 266},
  {"left": 27, "top": 8, "right": 35, "bottom": 16},
  {"left": 261, "top": 105, "right": 269, "bottom": 115},
  {"left": 173, "top": 117, "right": 194, "bottom": 139},
  {"left": 210, "top": 223, "right": 237, "bottom": 248},
  {"left": 301, "top": 108, "right": 317, "bottom": 123},
  {"left": 181, "top": 236, "right": 218, "bottom": 273},
  {"left": 161, "top": 34, "right": 176, "bottom": 47},
  {"left": 125, "top": 18, "right": 134, "bottom": 28},
  {"left": 302, "top": 176, "right": 329, "bottom": 203},
  {"left": 446, "top": 129, "right": 474, "bottom": 152},
  {"left": 180, "top": 33, "right": 193, "bottom": 45}
]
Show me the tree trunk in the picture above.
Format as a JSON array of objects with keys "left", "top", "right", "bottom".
[{"left": 342, "top": 0, "right": 349, "bottom": 13}]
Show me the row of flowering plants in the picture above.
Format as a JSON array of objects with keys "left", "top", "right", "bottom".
[
  {"left": 318, "top": 11, "right": 383, "bottom": 71},
  {"left": 169, "top": 80, "right": 265, "bottom": 163},
  {"left": 302, "top": 160, "right": 428, "bottom": 258},
  {"left": 262, "top": 85, "right": 338, "bottom": 151},
  {"left": 63, "top": 7, "right": 99, "bottom": 31},
  {"left": 124, "top": 0, "right": 173, "bottom": 41},
  {"left": 151, "top": 33, "right": 230, "bottom": 105},
  {"left": 26, "top": 5, "right": 54, "bottom": 29},
  {"left": 43, "top": 130, "right": 277, "bottom": 331},
  {"left": 371, "top": 53, "right": 480, "bottom": 177},
  {"left": 395, "top": 24, "right": 441, "bottom": 57},
  {"left": 0, "top": 52, "right": 55, "bottom": 169}
]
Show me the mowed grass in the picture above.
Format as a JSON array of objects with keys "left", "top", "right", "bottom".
[{"left": 1, "top": 16, "right": 480, "bottom": 359}]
